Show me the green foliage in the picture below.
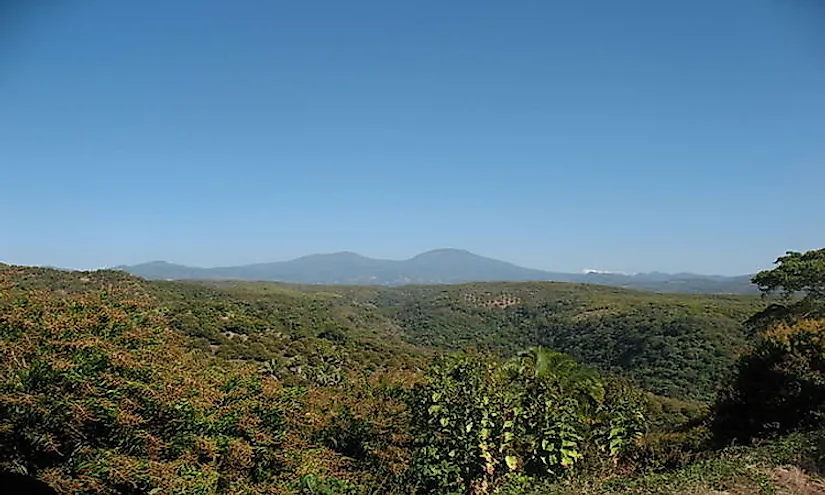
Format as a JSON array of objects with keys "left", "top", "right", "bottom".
[
  {"left": 4, "top": 254, "right": 825, "bottom": 494},
  {"left": 130, "top": 277, "right": 763, "bottom": 403},
  {"left": 315, "top": 407, "right": 378, "bottom": 462},
  {"left": 406, "top": 349, "right": 647, "bottom": 494},
  {"left": 752, "top": 248, "right": 825, "bottom": 300},
  {"left": 368, "top": 283, "right": 761, "bottom": 401},
  {"left": 747, "top": 248, "right": 825, "bottom": 333},
  {"left": 712, "top": 319, "right": 825, "bottom": 444},
  {"left": 149, "top": 280, "right": 425, "bottom": 384},
  {"left": 492, "top": 428, "right": 825, "bottom": 495},
  {"left": 0, "top": 266, "right": 424, "bottom": 493},
  {"left": 713, "top": 248, "right": 825, "bottom": 445},
  {"left": 0, "top": 277, "right": 305, "bottom": 493},
  {"left": 295, "top": 473, "right": 361, "bottom": 495}
]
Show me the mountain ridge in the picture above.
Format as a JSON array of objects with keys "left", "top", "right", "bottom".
[{"left": 113, "top": 249, "right": 758, "bottom": 294}]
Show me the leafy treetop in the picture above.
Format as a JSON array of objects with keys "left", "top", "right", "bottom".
[
  {"left": 748, "top": 249, "right": 825, "bottom": 331},
  {"left": 752, "top": 248, "right": 825, "bottom": 300}
]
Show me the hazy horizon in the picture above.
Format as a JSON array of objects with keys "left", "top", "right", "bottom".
[{"left": 4, "top": 247, "right": 765, "bottom": 277}]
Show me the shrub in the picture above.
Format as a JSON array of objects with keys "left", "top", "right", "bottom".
[
  {"left": 405, "top": 349, "right": 647, "bottom": 494},
  {"left": 0, "top": 284, "right": 300, "bottom": 494},
  {"left": 712, "top": 319, "right": 825, "bottom": 444}
]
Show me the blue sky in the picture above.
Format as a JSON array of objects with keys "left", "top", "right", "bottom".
[{"left": 1, "top": 0, "right": 823, "bottom": 275}]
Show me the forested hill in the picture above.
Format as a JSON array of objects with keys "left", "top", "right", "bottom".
[
  {"left": 2, "top": 254, "right": 824, "bottom": 495},
  {"left": 113, "top": 248, "right": 758, "bottom": 294},
  {"left": 1, "top": 263, "right": 760, "bottom": 401},
  {"left": 178, "top": 277, "right": 763, "bottom": 401},
  {"left": 366, "top": 282, "right": 762, "bottom": 400}
]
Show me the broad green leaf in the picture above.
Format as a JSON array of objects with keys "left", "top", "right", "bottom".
[{"left": 561, "top": 448, "right": 581, "bottom": 459}]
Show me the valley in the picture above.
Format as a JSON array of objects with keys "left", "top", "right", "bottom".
[{"left": 1, "top": 248, "right": 823, "bottom": 494}]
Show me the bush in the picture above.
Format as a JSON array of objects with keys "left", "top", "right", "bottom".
[
  {"left": 0, "top": 284, "right": 301, "bottom": 494},
  {"left": 712, "top": 319, "right": 825, "bottom": 444},
  {"left": 405, "top": 349, "right": 647, "bottom": 494},
  {"left": 295, "top": 473, "right": 361, "bottom": 495}
]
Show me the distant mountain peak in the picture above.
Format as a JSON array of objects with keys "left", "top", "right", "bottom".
[
  {"left": 113, "top": 249, "right": 758, "bottom": 294},
  {"left": 112, "top": 260, "right": 180, "bottom": 270},
  {"left": 299, "top": 251, "right": 366, "bottom": 260},
  {"left": 412, "top": 248, "right": 478, "bottom": 259}
]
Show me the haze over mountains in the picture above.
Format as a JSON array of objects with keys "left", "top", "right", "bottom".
[{"left": 115, "top": 249, "right": 758, "bottom": 294}]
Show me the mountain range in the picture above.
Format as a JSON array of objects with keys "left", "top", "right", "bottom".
[{"left": 114, "top": 249, "right": 758, "bottom": 294}]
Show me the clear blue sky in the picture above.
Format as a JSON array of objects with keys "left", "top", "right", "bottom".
[{"left": 1, "top": 0, "right": 823, "bottom": 275}]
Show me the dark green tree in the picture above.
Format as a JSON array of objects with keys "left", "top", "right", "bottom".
[
  {"left": 752, "top": 248, "right": 825, "bottom": 300},
  {"left": 713, "top": 248, "right": 825, "bottom": 444},
  {"left": 747, "top": 248, "right": 825, "bottom": 332}
]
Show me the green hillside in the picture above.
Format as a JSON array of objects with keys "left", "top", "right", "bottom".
[
  {"left": 186, "top": 279, "right": 763, "bottom": 401},
  {"left": 364, "top": 282, "right": 763, "bottom": 401},
  {"left": 9, "top": 265, "right": 758, "bottom": 402},
  {"left": 1, "top": 249, "right": 824, "bottom": 494}
]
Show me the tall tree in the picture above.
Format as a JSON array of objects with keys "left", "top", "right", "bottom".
[
  {"left": 752, "top": 248, "right": 825, "bottom": 300},
  {"left": 713, "top": 248, "right": 825, "bottom": 443},
  {"left": 747, "top": 248, "right": 825, "bottom": 332}
]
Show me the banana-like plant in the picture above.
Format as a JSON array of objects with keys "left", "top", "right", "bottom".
[{"left": 407, "top": 349, "right": 647, "bottom": 494}]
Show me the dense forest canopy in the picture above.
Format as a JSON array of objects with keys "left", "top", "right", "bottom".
[{"left": 1, "top": 249, "right": 824, "bottom": 494}]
